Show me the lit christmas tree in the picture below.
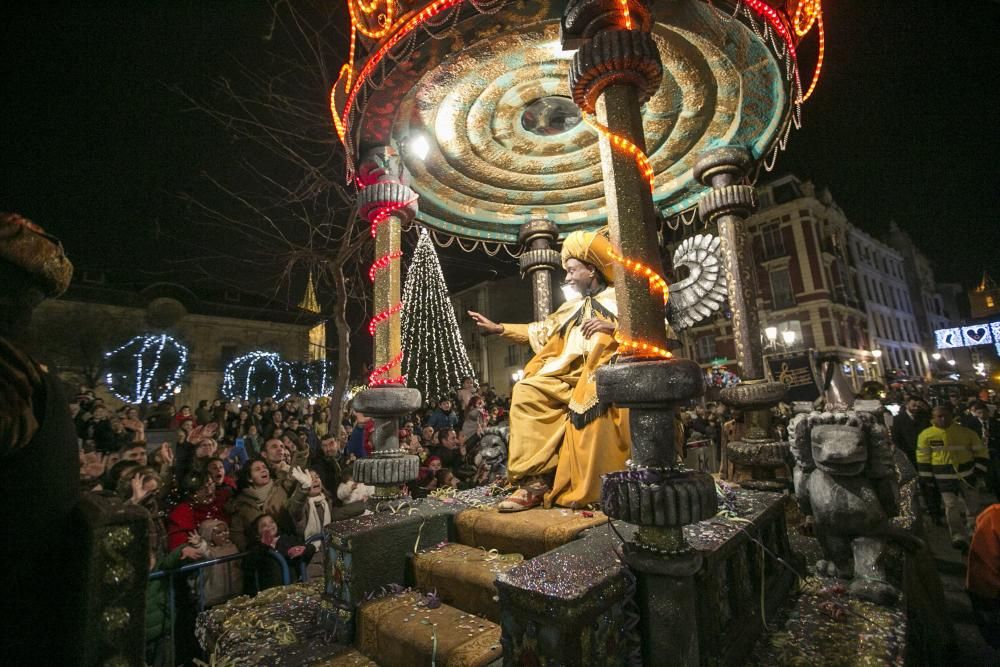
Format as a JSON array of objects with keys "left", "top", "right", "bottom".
[
  {"left": 104, "top": 334, "right": 189, "bottom": 404},
  {"left": 401, "top": 228, "right": 475, "bottom": 400}
]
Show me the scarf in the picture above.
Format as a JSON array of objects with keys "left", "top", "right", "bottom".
[
  {"left": 304, "top": 495, "right": 331, "bottom": 546},
  {"left": 245, "top": 480, "right": 275, "bottom": 508}
]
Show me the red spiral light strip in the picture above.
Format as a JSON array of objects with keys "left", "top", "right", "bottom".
[
  {"left": 369, "top": 351, "right": 406, "bottom": 386},
  {"left": 369, "top": 250, "right": 402, "bottom": 282},
  {"left": 368, "top": 300, "right": 403, "bottom": 336}
]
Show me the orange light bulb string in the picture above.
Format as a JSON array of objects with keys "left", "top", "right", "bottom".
[
  {"left": 617, "top": 0, "right": 633, "bottom": 30},
  {"left": 605, "top": 248, "right": 673, "bottom": 360},
  {"left": 791, "top": 0, "right": 824, "bottom": 101},
  {"left": 582, "top": 116, "right": 654, "bottom": 193},
  {"left": 334, "top": 0, "right": 465, "bottom": 149}
]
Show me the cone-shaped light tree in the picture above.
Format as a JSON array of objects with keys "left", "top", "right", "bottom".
[{"left": 401, "top": 228, "right": 476, "bottom": 400}]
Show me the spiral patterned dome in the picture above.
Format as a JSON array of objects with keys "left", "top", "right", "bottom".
[{"left": 341, "top": 1, "right": 795, "bottom": 242}]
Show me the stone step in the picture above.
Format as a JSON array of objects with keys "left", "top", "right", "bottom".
[
  {"left": 454, "top": 506, "right": 607, "bottom": 558},
  {"left": 356, "top": 590, "right": 503, "bottom": 667},
  {"left": 409, "top": 542, "right": 523, "bottom": 622}
]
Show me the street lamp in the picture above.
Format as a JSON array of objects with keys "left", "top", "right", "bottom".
[
  {"left": 871, "top": 349, "right": 882, "bottom": 360},
  {"left": 764, "top": 326, "right": 778, "bottom": 344},
  {"left": 932, "top": 352, "right": 941, "bottom": 361},
  {"left": 947, "top": 359, "right": 956, "bottom": 366},
  {"left": 511, "top": 369, "right": 525, "bottom": 383},
  {"left": 781, "top": 330, "right": 796, "bottom": 346}
]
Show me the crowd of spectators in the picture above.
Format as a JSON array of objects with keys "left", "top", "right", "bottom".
[
  {"left": 71, "top": 376, "right": 512, "bottom": 662},
  {"left": 71, "top": 374, "right": 1000, "bottom": 660}
]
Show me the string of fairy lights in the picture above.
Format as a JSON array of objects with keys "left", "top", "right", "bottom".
[{"left": 401, "top": 227, "right": 476, "bottom": 400}]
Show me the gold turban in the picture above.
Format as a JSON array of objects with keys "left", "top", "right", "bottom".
[
  {"left": 560, "top": 229, "right": 615, "bottom": 285},
  {"left": 0, "top": 213, "right": 73, "bottom": 296}
]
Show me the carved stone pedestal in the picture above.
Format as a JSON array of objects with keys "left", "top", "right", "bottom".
[
  {"left": 351, "top": 385, "right": 422, "bottom": 503},
  {"left": 597, "top": 358, "right": 717, "bottom": 666},
  {"left": 721, "top": 380, "right": 790, "bottom": 491}
]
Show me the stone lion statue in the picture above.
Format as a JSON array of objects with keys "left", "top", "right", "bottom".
[{"left": 789, "top": 410, "right": 906, "bottom": 605}]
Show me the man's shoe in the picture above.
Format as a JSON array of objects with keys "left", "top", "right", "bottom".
[{"left": 498, "top": 479, "right": 549, "bottom": 513}]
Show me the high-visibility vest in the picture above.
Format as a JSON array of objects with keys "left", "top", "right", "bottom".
[{"left": 916, "top": 424, "right": 988, "bottom": 484}]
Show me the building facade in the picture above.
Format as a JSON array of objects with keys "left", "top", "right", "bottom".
[
  {"left": 676, "top": 175, "right": 878, "bottom": 389},
  {"left": 847, "top": 226, "right": 928, "bottom": 378},
  {"left": 29, "top": 278, "right": 316, "bottom": 408},
  {"left": 887, "top": 221, "right": 955, "bottom": 349}
]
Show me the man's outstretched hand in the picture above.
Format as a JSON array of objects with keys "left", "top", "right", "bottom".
[
  {"left": 467, "top": 311, "right": 504, "bottom": 335},
  {"left": 581, "top": 318, "right": 615, "bottom": 339}
]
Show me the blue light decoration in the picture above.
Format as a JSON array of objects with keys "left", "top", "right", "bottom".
[
  {"left": 104, "top": 334, "right": 189, "bottom": 404},
  {"left": 934, "top": 319, "right": 1000, "bottom": 356},
  {"left": 290, "top": 359, "right": 337, "bottom": 398},
  {"left": 222, "top": 351, "right": 292, "bottom": 402}
]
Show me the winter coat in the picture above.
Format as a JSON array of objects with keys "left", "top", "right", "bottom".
[{"left": 226, "top": 482, "right": 306, "bottom": 550}]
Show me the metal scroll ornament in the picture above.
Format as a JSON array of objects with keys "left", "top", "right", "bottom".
[{"left": 666, "top": 233, "right": 726, "bottom": 331}]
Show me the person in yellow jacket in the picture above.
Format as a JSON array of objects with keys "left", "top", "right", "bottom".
[
  {"left": 468, "top": 230, "right": 627, "bottom": 511},
  {"left": 917, "top": 404, "right": 990, "bottom": 550}
]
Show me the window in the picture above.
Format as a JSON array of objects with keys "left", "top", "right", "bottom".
[
  {"left": 757, "top": 190, "right": 773, "bottom": 209},
  {"left": 760, "top": 224, "right": 785, "bottom": 258},
  {"left": 988, "top": 295, "right": 996, "bottom": 309},
  {"left": 695, "top": 335, "right": 716, "bottom": 362},
  {"left": 769, "top": 268, "right": 796, "bottom": 309},
  {"left": 506, "top": 345, "right": 519, "bottom": 367},
  {"left": 772, "top": 181, "right": 801, "bottom": 204}
]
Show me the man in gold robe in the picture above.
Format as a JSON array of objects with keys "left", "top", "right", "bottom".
[{"left": 468, "top": 230, "right": 629, "bottom": 510}]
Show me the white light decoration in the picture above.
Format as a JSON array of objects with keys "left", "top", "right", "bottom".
[
  {"left": 934, "top": 319, "right": 1000, "bottom": 356},
  {"left": 295, "top": 359, "right": 337, "bottom": 398},
  {"left": 781, "top": 330, "right": 797, "bottom": 346},
  {"left": 401, "top": 227, "right": 476, "bottom": 400},
  {"left": 104, "top": 333, "right": 189, "bottom": 404},
  {"left": 221, "top": 351, "right": 292, "bottom": 402}
]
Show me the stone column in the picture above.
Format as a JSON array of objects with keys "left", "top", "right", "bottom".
[
  {"left": 518, "top": 218, "right": 560, "bottom": 320},
  {"left": 354, "top": 147, "right": 421, "bottom": 503},
  {"left": 563, "top": 5, "right": 715, "bottom": 665},
  {"left": 695, "top": 148, "right": 788, "bottom": 490}
]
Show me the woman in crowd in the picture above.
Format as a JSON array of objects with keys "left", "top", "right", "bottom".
[
  {"left": 227, "top": 459, "right": 307, "bottom": 550},
  {"left": 461, "top": 395, "right": 488, "bottom": 442}
]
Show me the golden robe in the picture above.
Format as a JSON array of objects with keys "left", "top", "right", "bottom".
[{"left": 500, "top": 286, "right": 629, "bottom": 508}]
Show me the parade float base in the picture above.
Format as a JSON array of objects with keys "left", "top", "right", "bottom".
[{"left": 201, "top": 488, "right": 936, "bottom": 665}]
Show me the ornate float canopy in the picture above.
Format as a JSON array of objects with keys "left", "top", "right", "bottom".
[{"left": 331, "top": 0, "right": 824, "bottom": 243}]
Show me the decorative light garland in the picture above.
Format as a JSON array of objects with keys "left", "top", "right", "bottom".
[
  {"left": 583, "top": 116, "right": 655, "bottom": 193},
  {"left": 400, "top": 227, "right": 476, "bottom": 399},
  {"left": 369, "top": 250, "right": 403, "bottom": 281},
  {"left": 607, "top": 249, "right": 670, "bottom": 305},
  {"left": 742, "top": 0, "right": 797, "bottom": 57},
  {"left": 221, "top": 351, "right": 292, "bottom": 402},
  {"left": 369, "top": 351, "right": 406, "bottom": 386},
  {"left": 613, "top": 333, "right": 673, "bottom": 360},
  {"left": 604, "top": 246, "right": 674, "bottom": 360},
  {"left": 791, "top": 0, "right": 824, "bottom": 101},
  {"left": 333, "top": 0, "right": 466, "bottom": 150},
  {"left": 368, "top": 301, "right": 404, "bottom": 335},
  {"left": 617, "top": 0, "right": 633, "bottom": 30},
  {"left": 104, "top": 334, "right": 189, "bottom": 404},
  {"left": 369, "top": 197, "right": 417, "bottom": 238}
]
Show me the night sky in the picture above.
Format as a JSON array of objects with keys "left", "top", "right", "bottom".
[{"left": 2, "top": 1, "right": 998, "bottom": 298}]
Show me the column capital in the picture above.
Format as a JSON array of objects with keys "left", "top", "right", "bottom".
[{"left": 569, "top": 30, "right": 662, "bottom": 114}]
